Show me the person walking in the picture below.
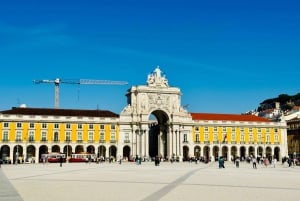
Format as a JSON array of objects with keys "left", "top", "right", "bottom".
[
  {"left": 59, "top": 155, "right": 63, "bottom": 167},
  {"left": 273, "top": 157, "right": 277, "bottom": 168},
  {"left": 252, "top": 157, "right": 257, "bottom": 169}
]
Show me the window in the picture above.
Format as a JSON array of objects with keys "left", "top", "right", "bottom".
[
  {"left": 232, "top": 133, "right": 236, "bottom": 141},
  {"left": 275, "top": 134, "right": 278, "bottom": 142},
  {"left": 214, "top": 133, "right": 217, "bottom": 141},
  {"left": 195, "top": 126, "right": 199, "bottom": 131},
  {"left": 17, "top": 122, "right": 22, "bottom": 128},
  {"left": 65, "top": 131, "right": 71, "bottom": 141},
  {"left": 222, "top": 127, "right": 226, "bottom": 132},
  {"left": 78, "top": 124, "right": 82, "bottom": 129},
  {"left": 214, "top": 127, "right": 218, "bottom": 132},
  {"left": 266, "top": 135, "right": 270, "bottom": 143},
  {"left": 125, "top": 133, "right": 129, "bottom": 142},
  {"left": 258, "top": 134, "right": 262, "bottom": 142},
  {"left": 41, "top": 131, "right": 47, "bottom": 141},
  {"left": 42, "top": 123, "right": 47, "bottom": 129},
  {"left": 100, "top": 132, "right": 105, "bottom": 141},
  {"left": 29, "top": 122, "right": 34, "bottom": 128},
  {"left": 53, "top": 132, "right": 59, "bottom": 141},
  {"left": 249, "top": 134, "right": 253, "bottom": 143},
  {"left": 3, "top": 122, "right": 9, "bottom": 128},
  {"left": 16, "top": 131, "right": 22, "bottom": 141},
  {"left": 29, "top": 131, "right": 34, "bottom": 141},
  {"left": 184, "top": 134, "right": 188, "bottom": 142},
  {"left": 240, "top": 134, "right": 245, "bottom": 142},
  {"left": 249, "top": 128, "right": 253, "bottom": 133},
  {"left": 66, "top": 123, "right": 71, "bottom": 129},
  {"left": 111, "top": 124, "right": 116, "bottom": 130},
  {"left": 89, "top": 124, "right": 94, "bottom": 129},
  {"left": 3, "top": 131, "right": 9, "bottom": 141},
  {"left": 204, "top": 127, "right": 208, "bottom": 132},
  {"left": 110, "top": 132, "right": 116, "bottom": 141},
  {"left": 100, "top": 124, "right": 105, "bottom": 130},
  {"left": 77, "top": 132, "right": 82, "bottom": 141},
  {"left": 195, "top": 134, "right": 199, "bottom": 142},
  {"left": 88, "top": 132, "right": 94, "bottom": 141},
  {"left": 54, "top": 123, "right": 59, "bottom": 129},
  {"left": 204, "top": 133, "right": 208, "bottom": 141}
]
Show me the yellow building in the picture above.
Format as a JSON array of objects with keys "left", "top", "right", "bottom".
[{"left": 0, "top": 67, "right": 288, "bottom": 163}]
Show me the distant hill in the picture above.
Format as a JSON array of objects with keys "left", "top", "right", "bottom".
[{"left": 258, "top": 93, "right": 300, "bottom": 112}]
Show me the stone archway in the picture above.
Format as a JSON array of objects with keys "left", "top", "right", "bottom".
[
  {"left": 148, "top": 110, "right": 169, "bottom": 159},
  {"left": 120, "top": 66, "right": 193, "bottom": 162},
  {"left": 249, "top": 146, "right": 255, "bottom": 157},
  {"left": 123, "top": 145, "right": 131, "bottom": 161},
  {"left": 26, "top": 145, "right": 36, "bottom": 162},
  {"left": 63, "top": 145, "right": 72, "bottom": 157},
  {"left": 51, "top": 145, "right": 60, "bottom": 153},
  {"left": 194, "top": 146, "right": 201, "bottom": 159},
  {"left": 75, "top": 145, "right": 84, "bottom": 153},
  {"left": 1, "top": 145, "right": 10, "bottom": 163},
  {"left": 39, "top": 145, "right": 48, "bottom": 162},
  {"left": 213, "top": 146, "right": 219, "bottom": 161},
  {"left": 109, "top": 146, "right": 117, "bottom": 159},
  {"left": 203, "top": 146, "right": 210, "bottom": 162},
  {"left": 98, "top": 145, "right": 106, "bottom": 158},
  {"left": 274, "top": 147, "right": 280, "bottom": 160},
  {"left": 240, "top": 146, "right": 246, "bottom": 160},
  {"left": 182, "top": 146, "right": 189, "bottom": 161},
  {"left": 231, "top": 146, "right": 237, "bottom": 160},
  {"left": 87, "top": 145, "right": 95, "bottom": 154}
]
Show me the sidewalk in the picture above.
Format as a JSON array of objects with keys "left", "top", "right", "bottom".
[
  {"left": 0, "top": 168, "right": 23, "bottom": 201},
  {"left": 1, "top": 161, "right": 300, "bottom": 201}
]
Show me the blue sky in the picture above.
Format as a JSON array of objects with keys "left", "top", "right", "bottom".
[{"left": 0, "top": 0, "right": 299, "bottom": 114}]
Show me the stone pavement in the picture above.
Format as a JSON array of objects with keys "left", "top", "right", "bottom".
[{"left": 0, "top": 161, "right": 300, "bottom": 201}]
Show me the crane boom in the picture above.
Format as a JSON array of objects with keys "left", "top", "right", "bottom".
[{"left": 33, "top": 78, "right": 128, "bottom": 109}]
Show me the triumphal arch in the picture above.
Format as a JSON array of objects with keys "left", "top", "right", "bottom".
[{"left": 120, "top": 66, "right": 193, "bottom": 161}]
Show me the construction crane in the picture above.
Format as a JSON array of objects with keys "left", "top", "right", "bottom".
[{"left": 33, "top": 78, "right": 128, "bottom": 109}]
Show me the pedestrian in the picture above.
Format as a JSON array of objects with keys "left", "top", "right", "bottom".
[
  {"left": 59, "top": 155, "right": 63, "bottom": 167},
  {"left": 252, "top": 157, "right": 257, "bottom": 169},
  {"left": 273, "top": 158, "right": 277, "bottom": 168},
  {"left": 119, "top": 155, "right": 122, "bottom": 165},
  {"left": 218, "top": 156, "right": 225, "bottom": 168}
]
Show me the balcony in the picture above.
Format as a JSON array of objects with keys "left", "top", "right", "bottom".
[
  {"left": 99, "top": 140, "right": 106, "bottom": 143},
  {"left": 41, "top": 139, "right": 48, "bottom": 142},
  {"left": 110, "top": 140, "right": 116, "bottom": 143},
  {"left": 77, "top": 140, "right": 83, "bottom": 143},
  {"left": 124, "top": 140, "right": 130, "bottom": 143}
]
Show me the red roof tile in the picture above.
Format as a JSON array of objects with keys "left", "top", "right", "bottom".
[
  {"left": 1, "top": 107, "right": 119, "bottom": 118},
  {"left": 191, "top": 113, "right": 270, "bottom": 122}
]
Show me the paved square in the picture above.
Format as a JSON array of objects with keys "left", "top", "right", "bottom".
[{"left": 1, "top": 161, "right": 300, "bottom": 201}]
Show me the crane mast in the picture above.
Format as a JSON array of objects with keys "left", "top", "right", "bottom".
[{"left": 33, "top": 78, "right": 128, "bottom": 109}]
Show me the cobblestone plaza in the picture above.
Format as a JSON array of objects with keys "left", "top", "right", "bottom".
[{"left": 1, "top": 161, "right": 299, "bottom": 201}]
